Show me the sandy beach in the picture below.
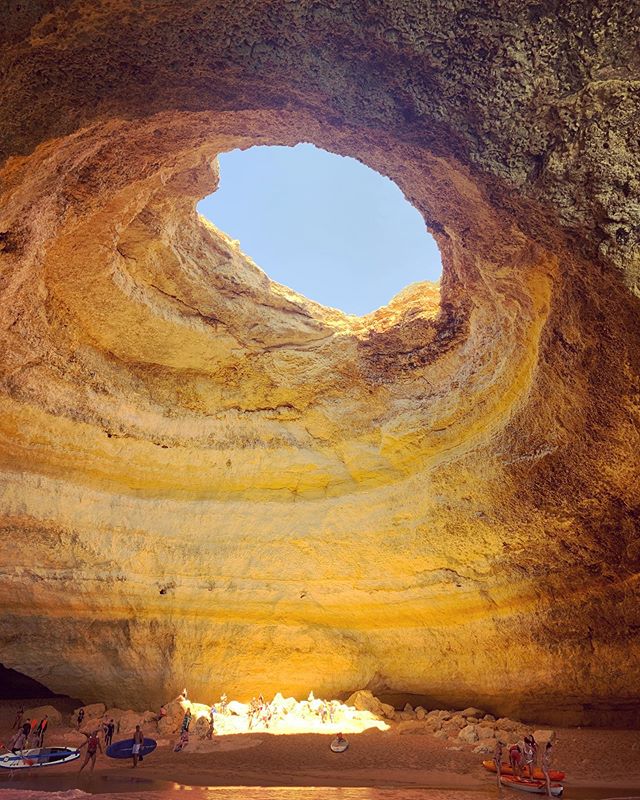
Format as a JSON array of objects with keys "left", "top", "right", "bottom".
[{"left": 1, "top": 697, "right": 639, "bottom": 799}]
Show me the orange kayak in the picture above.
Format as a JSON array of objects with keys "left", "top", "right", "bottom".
[{"left": 482, "top": 760, "right": 565, "bottom": 782}]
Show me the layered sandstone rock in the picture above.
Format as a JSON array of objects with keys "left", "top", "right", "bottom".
[{"left": 0, "top": 1, "right": 638, "bottom": 726}]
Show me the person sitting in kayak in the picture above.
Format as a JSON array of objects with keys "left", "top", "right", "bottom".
[
  {"left": 493, "top": 740, "right": 505, "bottom": 786},
  {"left": 78, "top": 730, "right": 102, "bottom": 773},
  {"left": 508, "top": 743, "right": 522, "bottom": 778},
  {"left": 336, "top": 732, "right": 347, "bottom": 745}
]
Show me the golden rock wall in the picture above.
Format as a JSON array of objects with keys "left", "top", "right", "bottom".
[{"left": 0, "top": 1, "right": 639, "bottom": 725}]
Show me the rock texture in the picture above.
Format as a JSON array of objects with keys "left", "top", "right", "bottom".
[{"left": 0, "top": 2, "right": 639, "bottom": 726}]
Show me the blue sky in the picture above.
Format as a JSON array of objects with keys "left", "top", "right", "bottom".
[{"left": 197, "top": 144, "right": 441, "bottom": 316}]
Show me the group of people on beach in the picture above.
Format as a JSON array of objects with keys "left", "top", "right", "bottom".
[
  {"left": 9, "top": 707, "right": 49, "bottom": 750},
  {"left": 493, "top": 735, "right": 555, "bottom": 795}
]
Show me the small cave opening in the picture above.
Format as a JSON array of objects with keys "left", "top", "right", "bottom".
[{"left": 197, "top": 143, "right": 442, "bottom": 316}]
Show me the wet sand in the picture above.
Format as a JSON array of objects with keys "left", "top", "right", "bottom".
[{"left": 1, "top": 698, "right": 639, "bottom": 799}]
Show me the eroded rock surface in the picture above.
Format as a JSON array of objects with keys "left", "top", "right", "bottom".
[{"left": 0, "top": 1, "right": 639, "bottom": 726}]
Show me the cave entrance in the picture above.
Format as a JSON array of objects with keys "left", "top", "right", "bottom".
[
  {"left": 0, "top": 663, "right": 66, "bottom": 700},
  {"left": 197, "top": 143, "right": 442, "bottom": 316}
]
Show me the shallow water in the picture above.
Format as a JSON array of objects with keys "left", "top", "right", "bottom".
[{"left": 1, "top": 781, "right": 640, "bottom": 800}]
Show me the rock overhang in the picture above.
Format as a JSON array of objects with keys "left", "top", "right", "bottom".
[{"left": 0, "top": 1, "right": 638, "bottom": 725}]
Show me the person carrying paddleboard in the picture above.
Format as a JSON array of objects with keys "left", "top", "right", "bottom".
[
  {"left": 78, "top": 730, "right": 102, "bottom": 772},
  {"left": 132, "top": 724, "right": 144, "bottom": 767}
]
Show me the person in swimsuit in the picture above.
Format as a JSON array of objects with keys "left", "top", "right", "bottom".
[
  {"left": 542, "top": 740, "right": 554, "bottom": 797},
  {"left": 493, "top": 740, "right": 505, "bottom": 786},
  {"left": 132, "top": 724, "right": 144, "bottom": 767},
  {"left": 508, "top": 743, "right": 522, "bottom": 778},
  {"left": 522, "top": 736, "right": 535, "bottom": 778},
  {"left": 77, "top": 708, "right": 85, "bottom": 729},
  {"left": 78, "top": 730, "right": 102, "bottom": 772}
]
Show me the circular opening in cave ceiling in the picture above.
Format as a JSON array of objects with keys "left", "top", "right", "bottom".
[{"left": 197, "top": 143, "right": 442, "bottom": 316}]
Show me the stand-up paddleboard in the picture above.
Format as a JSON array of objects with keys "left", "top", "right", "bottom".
[
  {"left": 0, "top": 747, "right": 80, "bottom": 769},
  {"left": 483, "top": 760, "right": 566, "bottom": 781},
  {"left": 330, "top": 738, "right": 349, "bottom": 753},
  {"left": 500, "top": 775, "right": 563, "bottom": 796},
  {"left": 106, "top": 737, "right": 157, "bottom": 759}
]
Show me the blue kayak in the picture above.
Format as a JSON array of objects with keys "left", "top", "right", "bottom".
[{"left": 106, "top": 737, "right": 157, "bottom": 759}]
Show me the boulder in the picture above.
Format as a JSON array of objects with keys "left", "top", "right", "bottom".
[
  {"left": 461, "top": 706, "right": 485, "bottom": 718},
  {"left": 425, "top": 716, "right": 442, "bottom": 731},
  {"left": 158, "top": 699, "right": 186, "bottom": 734},
  {"left": 533, "top": 729, "right": 556, "bottom": 744},
  {"left": 23, "top": 706, "right": 62, "bottom": 726},
  {"left": 193, "top": 715, "right": 209, "bottom": 739},
  {"left": 344, "top": 690, "right": 392, "bottom": 720},
  {"left": 433, "top": 729, "right": 447, "bottom": 739},
  {"left": 458, "top": 724, "right": 479, "bottom": 744},
  {"left": 496, "top": 729, "right": 512, "bottom": 743},
  {"left": 227, "top": 700, "right": 250, "bottom": 716},
  {"left": 442, "top": 720, "right": 464, "bottom": 737},
  {"left": 399, "top": 711, "right": 416, "bottom": 721},
  {"left": 403, "top": 702, "right": 414, "bottom": 713},
  {"left": 117, "top": 710, "right": 146, "bottom": 733},
  {"left": 483, "top": 714, "right": 496, "bottom": 722},
  {"left": 415, "top": 706, "right": 426, "bottom": 720},
  {"left": 450, "top": 714, "right": 466, "bottom": 728},
  {"left": 76, "top": 702, "right": 106, "bottom": 719},
  {"left": 474, "top": 741, "right": 495, "bottom": 754},
  {"left": 104, "top": 708, "right": 128, "bottom": 724},
  {"left": 397, "top": 720, "right": 428, "bottom": 735},
  {"left": 495, "top": 717, "right": 519, "bottom": 732}
]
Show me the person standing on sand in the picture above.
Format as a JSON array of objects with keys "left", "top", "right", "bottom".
[
  {"left": 493, "top": 740, "right": 505, "bottom": 786},
  {"left": 180, "top": 708, "right": 192, "bottom": 733},
  {"left": 542, "top": 740, "right": 554, "bottom": 797},
  {"left": 8, "top": 729, "right": 27, "bottom": 753},
  {"left": 78, "top": 730, "right": 102, "bottom": 772},
  {"left": 132, "top": 724, "right": 144, "bottom": 768},
  {"left": 77, "top": 708, "right": 85, "bottom": 729},
  {"left": 522, "top": 735, "right": 535, "bottom": 778},
  {"left": 28, "top": 716, "right": 38, "bottom": 745},
  {"left": 105, "top": 719, "right": 115, "bottom": 747},
  {"left": 35, "top": 715, "right": 48, "bottom": 747},
  {"left": 508, "top": 742, "right": 522, "bottom": 778},
  {"left": 12, "top": 706, "right": 24, "bottom": 730}
]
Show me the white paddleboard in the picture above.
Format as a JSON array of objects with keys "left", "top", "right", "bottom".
[{"left": 0, "top": 747, "right": 80, "bottom": 769}]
